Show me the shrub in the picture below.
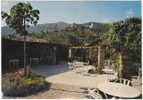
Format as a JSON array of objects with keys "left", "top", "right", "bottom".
[
  {"left": 88, "top": 66, "right": 103, "bottom": 74},
  {"left": 2, "top": 70, "right": 51, "bottom": 97},
  {"left": 88, "top": 68, "right": 97, "bottom": 74}
]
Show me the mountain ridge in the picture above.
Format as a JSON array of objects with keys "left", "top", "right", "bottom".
[{"left": 1, "top": 21, "right": 110, "bottom": 35}]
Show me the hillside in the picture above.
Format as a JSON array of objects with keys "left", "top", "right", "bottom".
[{"left": 1, "top": 22, "right": 110, "bottom": 35}]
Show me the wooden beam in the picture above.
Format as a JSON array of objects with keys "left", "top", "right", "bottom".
[{"left": 70, "top": 46, "right": 97, "bottom": 49}]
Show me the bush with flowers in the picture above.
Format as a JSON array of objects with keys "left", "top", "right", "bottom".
[{"left": 2, "top": 68, "right": 51, "bottom": 97}]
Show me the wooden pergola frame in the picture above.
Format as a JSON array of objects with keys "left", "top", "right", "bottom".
[
  {"left": 70, "top": 46, "right": 97, "bottom": 49},
  {"left": 69, "top": 45, "right": 104, "bottom": 72}
]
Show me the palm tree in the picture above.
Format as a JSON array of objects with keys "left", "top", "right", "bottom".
[{"left": 2, "top": 2, "right": 40, "bottom": 76}]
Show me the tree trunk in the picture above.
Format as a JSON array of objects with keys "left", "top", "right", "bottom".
[
  {"left": 23, "top": 17, "right": 27, "bottom": 76},
  {"left": 24, "top": 35, "right": 27, "bottom": 76}
]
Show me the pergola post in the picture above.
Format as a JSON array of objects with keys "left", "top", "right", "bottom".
[
  {"left": 118, "top": 52, "right": 123, "bottom": 78},
  {"left": 53, "top": 47, "right": 57, "bottom": 64},
  {"left": 69, "top": 48, "right": 72, "bottom": 58},
  {"left": 89, "top": 48, "right": 92, "bottom": 63},
  {"left": 69, "top": 46, "right": 105, "bottom": 69},
  {"left": 97, "top": 46, "right": 103, "bottom": 73},
  {"left": 97, "top": 46, "right": 100, "bottom": 70}
]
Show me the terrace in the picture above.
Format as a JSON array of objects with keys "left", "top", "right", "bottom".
[
  {"left": 2, "top": 1, "right": 142, "bottom": 99},
  {"left": 2, "top": 39, "right": 142, "bottom": 99},
  {"left": 3, "top": 62, "right": 141, "bottom": 99}
]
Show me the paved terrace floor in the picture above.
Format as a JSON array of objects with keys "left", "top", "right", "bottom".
[
  {"left": 32, "top": 64, "right": 116, "bottom": 88},
  {"left": 4, "top": 64, "right": 141, "bottom": 99}
]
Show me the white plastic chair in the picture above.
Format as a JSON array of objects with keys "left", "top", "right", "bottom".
[
  {"left": 86, "top": 88, "right": 102, "bottom": 99},
  {"left": 123, "top": 79, "right": 131, "bottom": 86},
  {"left": 69, "top": 66, "right": 74, "bottom": 70},
  {"left": 103, "top": 92, "right": 108, "bottom": 99},
  {"left": 119, "top": 78, "right": 131, "bottom": 86},
  {"left": 68, "top": 62, "right": 74, "bottom": 70}
]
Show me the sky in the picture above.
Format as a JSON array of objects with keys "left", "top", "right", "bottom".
[{"left": 1, "top": 1, "right": 141, "bottom": 26}]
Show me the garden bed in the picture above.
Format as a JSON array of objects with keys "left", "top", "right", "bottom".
[{"left": 2, "top": 68, "right": 51, "bottom": 97}]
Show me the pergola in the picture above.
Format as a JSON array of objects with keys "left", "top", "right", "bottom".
[{"left": 68, "top": 45, "right": 105, "bottom": 71}]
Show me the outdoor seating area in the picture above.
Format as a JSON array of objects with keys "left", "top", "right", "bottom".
[
  {"left": 67, "top": 61, "right": 141, "bottom": 99},
  {"left": 97, "top": 81, "right": 141, "bottom": 99},
  {"left": 1, "top": 1, "right": 142, "bottom": 99},
  {"left": 112, "top": 78, "right": 131, "bottom": 86},
  {"left": 30, "top": 64, "right": 142, "bottom": 99},
  {"left": 68, "top": 54, "right": 142, "bottom": 99},
  {"left": 3, "top": 48, "right": 142, "bottom": 99}
]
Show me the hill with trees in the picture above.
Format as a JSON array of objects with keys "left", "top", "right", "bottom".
[{"left": 2, "top": 22, "right": 110, "bottom": 36}]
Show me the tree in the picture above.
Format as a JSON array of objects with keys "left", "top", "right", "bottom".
[
  {"left": 2, "top": 2, "right": 40, "bottom": 75},
  {"left": 104, "top": 17, "right": 141, "bottom": 78}
]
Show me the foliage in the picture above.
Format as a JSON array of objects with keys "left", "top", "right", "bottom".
[
  {"left": 102, "top": 17, "right": 141, "bottom": 61},
  {"left": 2, "top": 69, "right": 50, "bottom": 97},
  {"left": 103, "top": 17, "right": 141, "bottom": 78},
  {"left": 63, "top": 24, "right": 105, "bottom": 46},
  {"left": 32, "top": 29, "right": 49, "bottom": 38},
  {"left": 2, "top": 2, "right": 40, "bottom": 35},
  {"left": 88, "top": 67, "right": 103, "bottom": 74},
  {"left": 88, "top": 68, "right": 97, "bottom": 74},
  {"left": 104, "top": 17, "right": 141, "bottom": 52},
  {"left": 10, "top": 22, "right": 107, "bottom": 46}
]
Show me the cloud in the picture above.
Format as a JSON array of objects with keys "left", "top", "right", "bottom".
[{"left": 126, "top": 8, "right": 134, "bottom": 18}]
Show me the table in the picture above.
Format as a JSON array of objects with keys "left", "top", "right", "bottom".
[{"left": 97, "top": 82, "right": 141, "bottom": 98}]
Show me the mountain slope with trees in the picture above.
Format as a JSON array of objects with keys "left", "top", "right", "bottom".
[{"left": 2, "top": 22, "right": 110, "bottom": 35}]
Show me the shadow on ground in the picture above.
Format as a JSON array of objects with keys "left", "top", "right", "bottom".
[{"left": 32, "top": 64, "right": 70, "bottom": 77}]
